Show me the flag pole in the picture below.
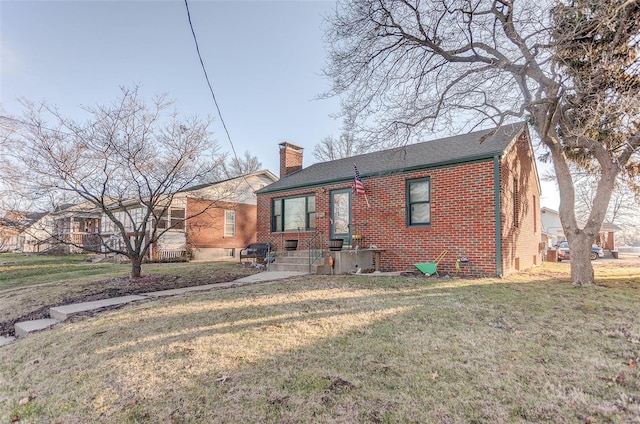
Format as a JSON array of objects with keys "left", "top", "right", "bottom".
[{"left": 353, "top": 162, "right": 370, "bottom": 208}]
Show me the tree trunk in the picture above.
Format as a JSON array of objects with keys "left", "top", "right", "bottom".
[
  {"left": 130, "top": 256, "right": 143, "bottom": 279},
  {"left": 537, "top": 125, "right": 616, "bottom": 288},
  {"left": 566, "top": 233, "right": 595, "bottom": 287},
  {"left": 562, "top": 165, "right": 617, "bottom": 287}
]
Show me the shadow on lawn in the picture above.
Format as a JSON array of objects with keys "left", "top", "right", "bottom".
[{"left": 4, "top": 271, "right": 639, "bottom": 422}]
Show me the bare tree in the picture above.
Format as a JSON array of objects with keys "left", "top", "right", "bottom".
[
  {"left": 575, "top": 176, "right": 640, "bottom": 227},
  {"left": 0, "top": 115, "right": 12, "bottom": 185},
  {"left": 0, "top": 213, "right": 16, "bottom": 253},
  {"left": 225, "top": 150, "right": 262, "bottom": 177},
  {"left": 1, "top": 124, "right": 48, "bottom": 253},
  {"left": 0, "top": 116, "right": 25, "bottom": 216},
  {"left": 324, "top": 0, "right": 640, "bottom": 286},
  {"left": 312, "top": 131, "right": 367, "bottom": 162},
  {"left": 5, "top": 86, "right": 227, "bottom": 278}
]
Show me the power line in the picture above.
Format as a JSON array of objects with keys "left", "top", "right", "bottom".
[{"left": 183, "top": 0, "right": 242, "bottom": 177}]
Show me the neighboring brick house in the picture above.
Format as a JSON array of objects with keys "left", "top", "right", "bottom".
[
  {"left": 184, "top": 171, "right": 278, "bottom": 260},
  {"left": 99, "top": 171, "right": 278, "bottom": 261},
  {"left": 256, "top": 123, "right": 541, "bottom": 277}
]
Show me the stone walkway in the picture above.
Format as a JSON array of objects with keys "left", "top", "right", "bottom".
[{"left": 0, "top": 271, "right": 305, "bottom": 347}]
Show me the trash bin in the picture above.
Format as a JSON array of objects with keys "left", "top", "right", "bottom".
[
  {"left": 546, "top": 249, "right": 557, "bottom": 262},
  {"left": 611, "top": 250, "right": 619, "bottom": 259}
]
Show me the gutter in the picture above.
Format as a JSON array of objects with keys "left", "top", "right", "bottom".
[{"left": 494, "top": 155, "right": 503, "bottom": 277}]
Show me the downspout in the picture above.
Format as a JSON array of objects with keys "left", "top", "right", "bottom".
[{"left": 494, "top": 155, "right": 503, "bottom": 277}]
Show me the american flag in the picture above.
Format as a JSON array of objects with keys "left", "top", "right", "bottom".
[{"left": 353, "top": 163, "right": 365, "bottom": 195}]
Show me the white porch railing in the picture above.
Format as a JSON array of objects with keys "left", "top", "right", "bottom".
[{"left": 159, "top": 249, "right": 187, "bottom": 260}]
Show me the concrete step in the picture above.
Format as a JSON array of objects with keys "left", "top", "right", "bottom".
[
  {"left": 15, "top": 318, "right": 61, "bottom": 338},
  {"left": 277, "top": 250, "right": 331, "bottom": 259},
  {"left": 278, "top": 250, "right": 304, "bottom": 257},
  {"left": 271, "top": 251, "right": 332, "bottom": 274},
  {"left": 269, "top": 262, "right": 312, "bottom": 273},
  {"left": 276, "top": 253, "right": 310, "bottom": 261},
  {"left": 269, "top": 262, "right": 332, "bottom": 274},
  {"left": 49, "top": 295, "right": 148, "bottom": 321},
  {"left": 314, "top": 265, "right": 333, "bottom": 275},
  {"left": 0, "top": 335, "right": 16, "bottom": 346},
  {"left": 275, "top": 253, "right": 327, "bottom": 263},
  {"left": 274, "top": 256, "right": 310, "bottom": 265}
]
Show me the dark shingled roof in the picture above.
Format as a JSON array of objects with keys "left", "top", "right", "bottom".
[{"left": 258, "top": 122, "right": 527, "bottom": 194}]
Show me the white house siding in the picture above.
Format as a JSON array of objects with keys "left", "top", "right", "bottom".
[
  {"left": 100, "top": 205, "right": 188, "bottom": 259},
  {"left": 188, "top": 173, "right": 274, "bottom": 206},
  {"left": 21, "top": 215, "right": 55, "bottom": 253},
  {"left": 97, "top": 171, "right": 278, "bottom": 260},
  {"left": 541, "top": 208, "right": 564, "bottom": 247}
]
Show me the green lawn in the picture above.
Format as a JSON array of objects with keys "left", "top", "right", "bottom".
[
  {"left": 0, "top": 255, "right": 260, "bottom": 329},
  {"left": 0, "top": 253, "right": 128, "bottom": 291},
  {"left": 1, "top": 260, "right": 639, "bottom": 423}
]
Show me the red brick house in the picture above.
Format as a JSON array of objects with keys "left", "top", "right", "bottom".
[
  {"left": 100, "top": 171, "right": 278, "bottom": 261},
  {"left": 256, "top": 123, "right": 541, "bottom": 276}
]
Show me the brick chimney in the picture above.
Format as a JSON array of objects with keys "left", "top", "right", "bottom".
[{"left": 279, "top": 142, "right": 303, "bottom": 178}]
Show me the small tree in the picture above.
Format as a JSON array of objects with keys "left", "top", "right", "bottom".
[
  {"left": 6, "top": 86, "right": 227, "bottom": 278},
  {"left": 324, "top": 0, "right": 640, "bottom": 286}
]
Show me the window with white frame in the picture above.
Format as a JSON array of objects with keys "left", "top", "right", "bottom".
[
  {"left": 171, "top": 208, "right": 185, "bottom": 230},
  {"left": 154, "top": 208, "right": 186, "bottom": 230},
  {"left": 224, "top": 210, "right": 236, "bottom": 237}
]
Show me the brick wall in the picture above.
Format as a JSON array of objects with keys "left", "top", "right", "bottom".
[
  {"left": 186, "top": 198, "right": 257, "bottom": 251},
  {"left": 258, "top": 161, "right": 496, "bottom": 275},
  {"left": 258, "top": 134, "right": 540, "bottom": 276},
  {"left": 499, "top": 132, "right": 542, "bottom": 276},
  {"left": 279, "top": 143, "right": 304, "bottom": 178}
]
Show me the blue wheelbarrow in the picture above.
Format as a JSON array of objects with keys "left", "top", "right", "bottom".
[{"left": 414, "top": 250, "right": 448, "bottom": 276}]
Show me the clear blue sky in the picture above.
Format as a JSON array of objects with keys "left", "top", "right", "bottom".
[
  {"left": 1, "top": 0, "right": 559, "bottom": 208},
  {"left": 1, "top": 0, "right": 341, "bottom": 172}
]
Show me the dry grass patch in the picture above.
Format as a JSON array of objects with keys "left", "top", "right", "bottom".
[{"left": 1, "top": 262, "right": 639, "bottom": 423}]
